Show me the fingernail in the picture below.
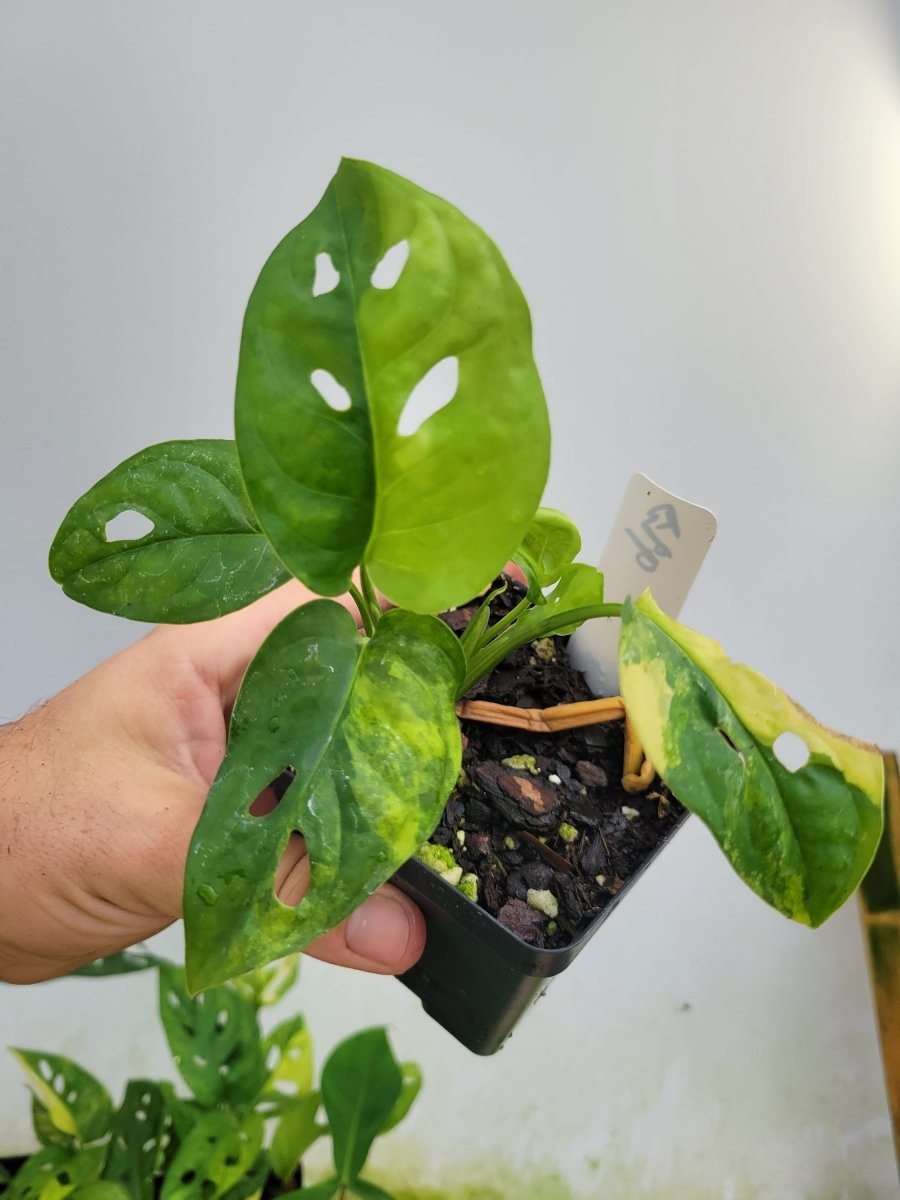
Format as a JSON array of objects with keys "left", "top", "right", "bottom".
[{"left": 346, "top": 892, "right": 414, "bottom": 965}]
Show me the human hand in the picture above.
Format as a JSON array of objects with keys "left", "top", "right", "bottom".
[{"left": 0, "top": 584, "right": 425, "bottom": 984}]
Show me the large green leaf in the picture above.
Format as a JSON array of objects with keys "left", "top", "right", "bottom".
[
  {"left": 49, "top": 440, "right": 289, "bottom": 622},
  {"left": 11, "top": 1051, "right": 112, "bottom": 1145},
  {"left": 157, "top": 966, "right": 267, "bottom": 1111},
  {"left": 185, "top": 601, "right": 463, "bottom": 990},
  {"left": 320, "top": 1030, "right": 402, "bottom": 1186},
  {"left": 235, "top": 157, "right": 549, "bottom": 612},
  {"left": 619, "top": 592, "right": 885, "bottom": 926}
]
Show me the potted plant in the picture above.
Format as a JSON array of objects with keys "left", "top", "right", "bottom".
[
  {"left": 2, "top": 952, "right": 421, "bottom": 1200},
  {"left": 47, "top": 158, "right": 885, "bottom": 1052}
]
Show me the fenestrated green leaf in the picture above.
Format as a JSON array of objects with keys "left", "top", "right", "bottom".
[
  {"left": 259, "top": 1015, "right": 314, "bottom": 1108},
  {"left": 160, "top": 1113, "right": 263, "bottom": 1200},
  {"left": 235, "top": 157, "right": 549, "bottom": 613},
  {"left": 320, "top": 1030, "right": 402, "bottom": 1186},
  {"left": 619, "top": 591, "right": 885, "bottom": 926},
  {"left": 185, "top": 601, "right": 463, "bottom": 990},
  {"left": 49, "top": 440, "right": 289, "bottom": 623},
  {"left": 157, "top": 966, "right": 267, "bottom": 1111},
  {"left": 6, "top": 1148, "right": 105, "bottom": 1200},
  {"left": 462, "top": 562, "right": 610, "bottom": 692},
  {"left": 71, "top": 946, "right": 169, "bottom": 977},
  {"left": 513, "top": 508, "right": 581, "bottom": 599},
  {"left": 103, "top": 1081, "right": 171, "bottom": 1200},
  {"left": 378, "top": 1062, "right": 422, "bottom": 1134},
  {"left": 11, "top": 1051, "right": 112, "bottom": 1145}
]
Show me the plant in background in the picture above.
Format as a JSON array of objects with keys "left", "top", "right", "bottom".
[
  {"left": 48, "top": 158, "right": 885, "bottom": 992},
  {"left": 2, "top": 953, "right": 419, "bottom": 1200}
]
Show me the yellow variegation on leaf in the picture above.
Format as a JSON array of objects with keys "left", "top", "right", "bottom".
[{"left": 619, "top": 591, "right": 884, "bottom": 926}]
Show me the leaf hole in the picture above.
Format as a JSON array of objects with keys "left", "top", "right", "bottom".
[
  {"left": 398, "top": 355, "right": 459, "bottom": 437},
  {"left": 773, "top": 731, "right": 810, "bottom": 772},
  {"left": 275, "top": 831, "right": 309, "bottom": 908},
  {"left": 200, "top": 1180, "right": 216, "bottom": 1199},
  {"left": 249, "top": 767, "right": 295, "bottom": 817},
  {"left": 57, "top": 1175, "right": 71, "bottom": 1186},
  {"left": 311, "top": 368, "right": 352, "bottom": 413},
  {"left": 141, "top": 1138, "right": 157, "bottom": 1153},
  {"left": 371, "top": 239, "right": 409, "bottom": 290},
  {"left": 38, "top": 1060, "right": 53, "bottom": 1081},
  {"left": 180, "top": 1172, "right": 196, "bottom": 1186},
  {"left": 716, "top": 728, "right": 746, "bottom": 766},
  {"left": 104, "top": 510, "right": 155, "bottom": 542},
  {"left": 52, "top": 1075, "right": 66, "bottom": 1095},
  {"left": 312, "top": 252, "right": 340, "bottom": 297},
  {"left": 224, "top": 1156, "right": 239, "bottom": 1167}
]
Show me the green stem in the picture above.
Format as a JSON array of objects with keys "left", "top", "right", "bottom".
[
  {"left": 476, "top": 593, "right": 531, "bottom": 646},
  {"left": 361, "top": 563, "right": 382, "bottom": 625},
  {"left": 349, "top": 582, "right": 375, "bottom": 638},
  {"left": 459, "top": 601, "right": 622, "bottom": 695}
]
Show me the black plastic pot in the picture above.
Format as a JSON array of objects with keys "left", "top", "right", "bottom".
[{"left": 393, "top": 808, "right": 689, "bottom": 1055}]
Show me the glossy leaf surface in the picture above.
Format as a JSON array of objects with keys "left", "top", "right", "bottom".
[
  {"left": 49, "top": 441, "right": 288, "bottom": 623},
  {"left": 235, "top": 158, "right": 549, "bottom": 611},
  {"left": 619, "top": 592, "right": 885, "bottom": 925},
  {"left": 185, "top": 601, "right": 463, "bottom": 990},
  {"left": 158, "top": 966, "right": 267, "bottom": 1110},
  {"left": 11, "top": 1051, "right": 112, "bottom": 1145},
  {"left": 159, "top": 1113, "right": 262, "bottom": 1200},
  {"left": 513, "top": 508, "right": 581, "bottom": 598},
  {"left": 321, "top": 1030, "right": 402, "bottom": 1185}
]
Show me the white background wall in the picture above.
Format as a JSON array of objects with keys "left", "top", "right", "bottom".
[{"left": 1, "top": 2, "right": 899, "bottom": 1196}]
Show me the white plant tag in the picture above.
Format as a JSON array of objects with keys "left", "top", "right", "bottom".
[{"left": 568, "top": 473, "right": 717, "bottom": 696}]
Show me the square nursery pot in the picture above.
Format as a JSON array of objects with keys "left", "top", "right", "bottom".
[{"left": 393, "top": 814, "right": 687, "bottom": 1055}]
